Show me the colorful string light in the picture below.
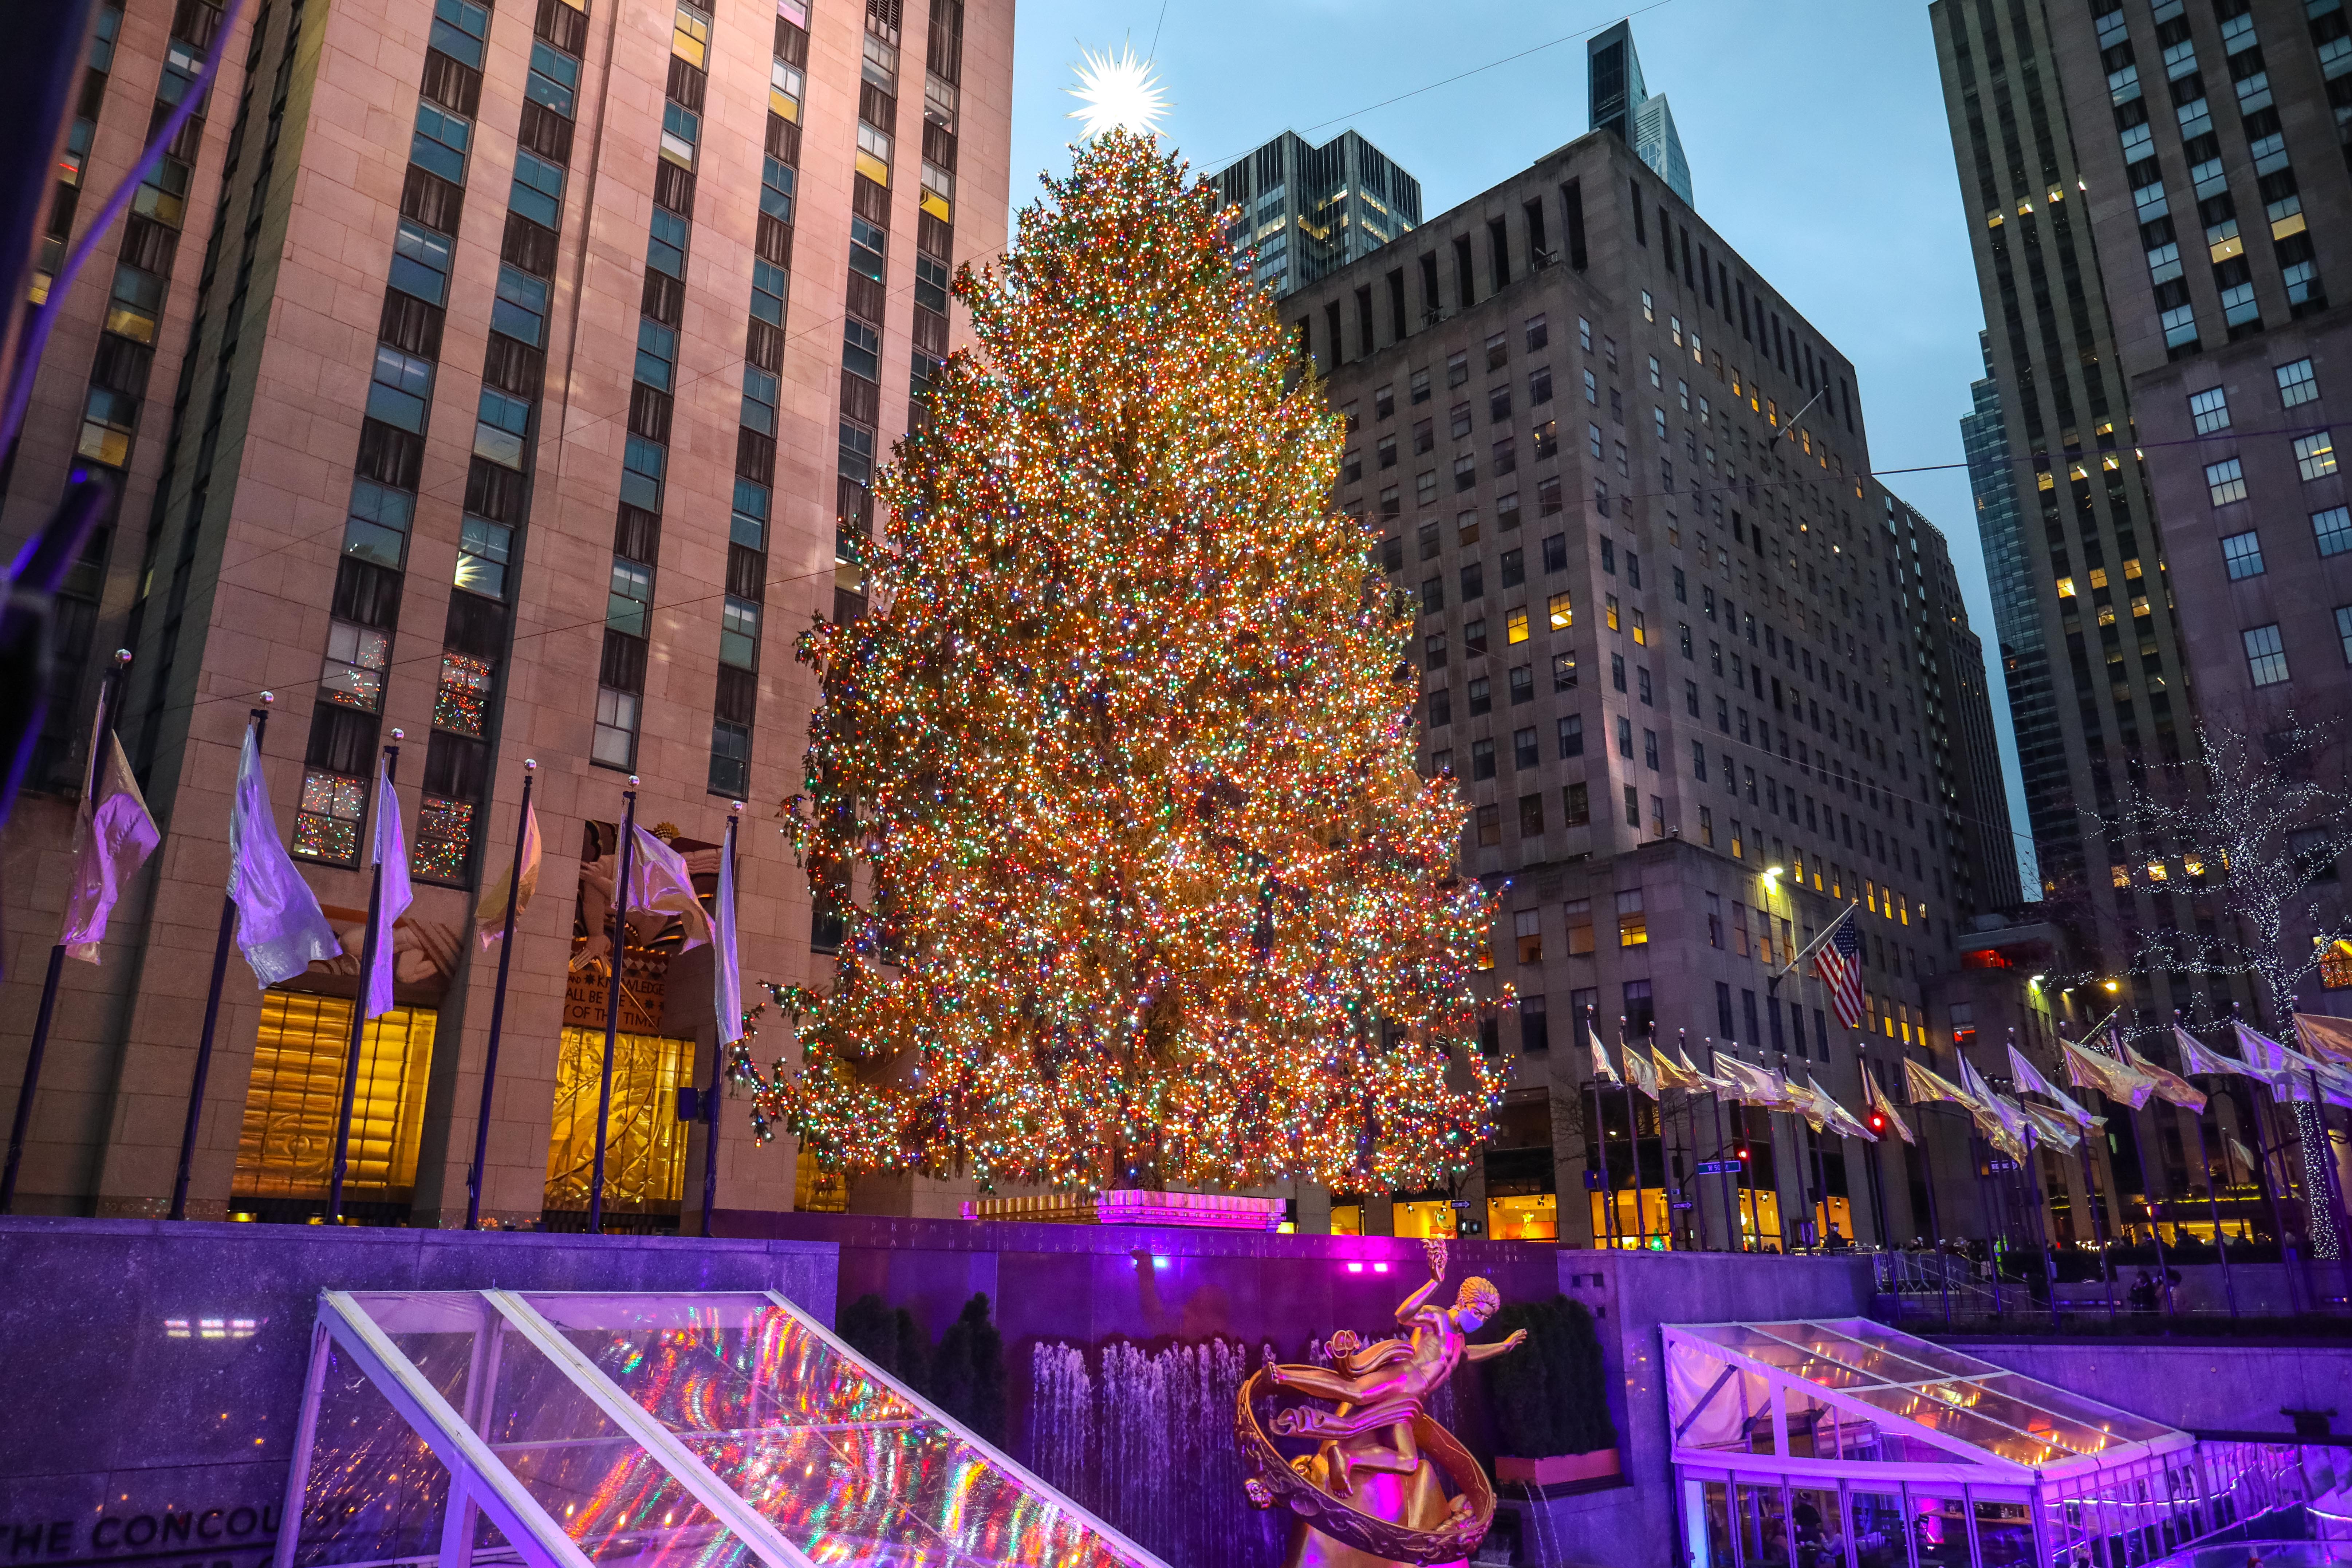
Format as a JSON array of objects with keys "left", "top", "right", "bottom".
[{"left": 738, "top": 130, "right": 1507, "bottom": 1194}]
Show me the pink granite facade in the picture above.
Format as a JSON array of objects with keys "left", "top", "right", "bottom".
[{"left": 0, "top": 0, "right": 1014, "bottom": 1226}]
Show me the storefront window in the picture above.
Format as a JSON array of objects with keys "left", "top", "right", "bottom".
[{"left": 1847, "top": 1489, "right": 1906, "bottom": 1568}]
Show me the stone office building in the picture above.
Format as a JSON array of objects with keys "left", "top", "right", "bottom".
[
  {"left": 0, "top": 0, "right": 1012, "bottom": 1226},
  {"left": 1281, "top": 117, "right": 2020, "bottom": 1250}
]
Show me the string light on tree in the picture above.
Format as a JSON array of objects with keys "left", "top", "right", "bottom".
[{"left": 744, "top": 129, "right": 1508, "bottom": 1194}]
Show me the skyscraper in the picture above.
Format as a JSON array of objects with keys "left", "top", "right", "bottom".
[
  {"left": 1213, "top": 130, "right": 1421, "bottom": 298},
  {"left": 1930, "top": 0, "right": 2203, "bottom": 994},
  {"left": 0, "top": 0, "right": 1012, "bottom": 1224},
  {"left": 2037, "top": 0, "right": 2352, "bottom": 1012},
  {"left": 1588, "top": 21, "right": 1692, "bottom": 206},
  {"left": 1959, "top": 331, "right": 2048, "bottom": 903},
  {"left": 1285, "top": 117, "right": 2002, "bottom": 1252}
]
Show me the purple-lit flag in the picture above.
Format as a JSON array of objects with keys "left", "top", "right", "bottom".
[
  {"left": 630, "top": 824, "right": 710, "bottom": 950},
  {"left": 229, "top": 723, "right": 340, "bottom": 986},
  {"left": 59, "top": 732, "right": 158, "bottom": 962},
  {"left": 363, "top": 756, "right": 413, "bottom": 1020}
]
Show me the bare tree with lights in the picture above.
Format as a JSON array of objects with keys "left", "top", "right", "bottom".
[{"left": 2105, "top": 720, "right": 2352, "bottom": 1022}]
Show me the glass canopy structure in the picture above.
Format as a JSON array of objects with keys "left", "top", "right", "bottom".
[
  {"left": 1664, "top": 1317, "right": 2335, "bottom": 1566},
  {"left": 276, "top": 1290, "right": 1167, "bottom": 1568}
]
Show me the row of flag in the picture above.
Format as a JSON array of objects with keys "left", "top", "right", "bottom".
[
  {"left": 59, "top": 717, "right": 748, "bottom": 1062},
  {"left": 1577, "top": 1014, "right": 2352, "bottom": 1169}
]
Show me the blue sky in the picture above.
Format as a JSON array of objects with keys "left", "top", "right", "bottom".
[{"left": 1005, "top": 0, "right": 2036, "bottom": 891}]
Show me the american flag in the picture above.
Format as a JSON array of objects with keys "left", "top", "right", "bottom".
[{"left": 1813, "top": 910, "right": 1864, "bottom": 1029}]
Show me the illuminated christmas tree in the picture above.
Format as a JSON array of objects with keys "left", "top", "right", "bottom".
[{"left": 759, "top": 129, "right": 1505, "bottom": 1193}]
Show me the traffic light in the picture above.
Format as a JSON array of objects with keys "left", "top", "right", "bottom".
[
  {"left": 1734, "top": 1142, "right": 1751, "bottom": 1163},
  {"left": 1868, "top": 1111, "right": 1887, "bottom": 1134}
]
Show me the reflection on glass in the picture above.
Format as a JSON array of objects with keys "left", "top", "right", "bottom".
[
  {"left": 1701, "top": 1481, "right": 1732, "bottom": 1568},
  {"left": 1737, "top": 1482, "right": 1788, "bottom": 1567},
  {"left": 1972, "top": 1496, "right": 2035, "bottom": 1566},
  {"left": 1788, "top": 1486, "right": 1837, "bottom": 1568},
  {"left": 1846, "top": 1489, "right": 1905, "bottom": 1568},
  {"left": 1908, "top": 1491, "right": 1968, "bottom": 1567}
]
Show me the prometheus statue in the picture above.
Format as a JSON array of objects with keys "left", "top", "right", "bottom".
[{"left": 1237, "top": 1239, "right": 1525, "bottom": 1568}]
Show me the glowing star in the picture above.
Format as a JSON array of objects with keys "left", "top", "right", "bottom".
[{"left": 1065, "top": 44, "right": 1169, "bottom": 141}]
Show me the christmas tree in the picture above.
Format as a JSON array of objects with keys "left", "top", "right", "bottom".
[{"left": 761, "top": 130, "right": 1505, "bottom": 1193}]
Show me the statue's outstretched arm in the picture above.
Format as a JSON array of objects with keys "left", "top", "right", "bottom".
[
  {"left": 1392, "top": 1277, "right": 1439, "bottom": 1325},
  {"left": 1463, "top": 1329, "right": 1528, "bottom": 1362}
]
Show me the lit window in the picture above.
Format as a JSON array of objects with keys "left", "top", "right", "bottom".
[
  {"left": 1548, "top": 591, "right": 1572, "bottom": 631},
  {"left": 1606, "top": 595, "right": 1620, "bottom": 631},
  {"left": 2294, "top": 430, "right": 2336, "bottom": 481},
  {"left": 1616, "top": 888, "right": 1647, "bottom": 946},
  {"left": 771, "top": 59, "right": 805, "bottom": 121},
  {"left": 671, "top": 1, "right": 710, "bottom": 66},
  {"left": 295, "top": 772, "right": 367, "bottom": 864},
  {"left": 1506, "top": 607, "right": 1529, "bottom": 644}
]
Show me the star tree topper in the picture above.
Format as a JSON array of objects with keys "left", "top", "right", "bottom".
[{"left": 1066, "top": 43, "right": 1169, "bottom": 141}]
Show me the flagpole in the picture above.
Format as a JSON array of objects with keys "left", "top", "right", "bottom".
[
  {"left": 172, "top": 698, "right": 272, "bottom": 1222},
  {"left": 464, "top": 760, "right": 535, "bottom": 1230},
  {"left": 1704, "top": 1037, "right": 1736, "bottom": 1253},
  {"left": 701, "top": 802, "right": 741, "bottom": 1239},
  {"left": 2062, "top": 1026, "right": 2120, "bottom": 1324},
  {"left": 2, "top": 650, "right": 130, "bottom": 1214},
  {"left": 1915, "top": 1106, "right": 1951, "bottom": 1329},
  {"left": 2107, "top": 1035, "right": 2175, "bottom": 1316},
  {"left": 589, "top": 779, "right": 640, "bottom": 1236},
  {"left": 2177, "top": 1014, "right": 2238, "bottom": 1321},
  {"left": 1620, "top": 1017, "right": 1647, "bottom": 1251},
  {"left": 327, "top": 733, "right": 399, "bottom": 1225}
]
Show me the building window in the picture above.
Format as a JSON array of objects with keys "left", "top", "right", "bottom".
[
  {"left": 2188, "top": 386, "right": 2230, "bottom": 433},
  {"left": 234, "top": 996, "right": 437, "bottom": 1203},
  {"left": 1553, "top": 651, "right": 1577, "bottom": 692},
  {"left": 366, "top": 344, "right": 434, "bottom": 434},
  {"left": 710, "top": 721, "right": 751, "bottom": 796},
  {"left": 432, "top": 653, "right": 492, "bottom": 737},
  {"left": 511, "top": 148, "right": 566, "bottom": 228},
  {"left": 2278, "top": 358, "right": 2319, "bottom": 407},
  {"left": 1410, "top": 367, "right": 1430, "bottom": 403},
  {"left": 1519, "top": 993, "right": 1549, "bottom": 1054},
  {"left": 594, "top": 686, "right": 640, "bottom": 768},
  {"left": 474, "top": 387, "right": 531, "bottom": 469},
  {"left": 2336, "top": 605, "right": 2352, "bottom": 665},
  {"left": 1623, "top": 783, "right": 1640, "bottom": 827},
  {"left": 320, "top": 620, "right": 390, "bottom": 712},
  {"left": 2206, "top": 457, "right": 2247, "bottom": 505},
  {"left": 414, "top": 797, "right": 476, "bottom": 883},
  {"left": 1476, "top": 803, "right": 1501, "bottom": 846},
  {"left": 1448, "top": 351, "right": 1468, "bottom": 388},
  {"left": 1558, "top": 713, "right": 1583, "bottom": 756},
  {"left": 1417, "top": 471, "right": 1438, "bottom": 506},
  {"left": 1506, "top": 606, "right": 1530, "bottom": 644},
  {"left": 1514, "top": 727, "right": 1539, "bottom": 769},
  {"left": 1518, "top": 791, "right": 1544, "bottom": 836},
  {"left": 1471, "top": 738, "right": 1495, "bottom": 780},
  {"left": 2221, "top": 530, "right": 2266, "bottom": 579},
  {"left": 720, "top": 596, "right": 761, "bottom": 667},
  {"left": 2244, "top": 623, "right": 2289, "bottom": 686},
  {"left": 2294, "top": 430, "right": 2337, "bottom": 481},
  {"left": 295, "top": 771, "right": 368, "bottom": 864},
  {"left": 2313, "top": 507, "right": 2352, "bottom": 558},
  {"left": 1563, "top": 786, "right": 1591, "bottom": 831}
]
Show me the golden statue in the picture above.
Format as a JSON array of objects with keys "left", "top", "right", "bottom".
[{"left": 1237, "top": 1239, "right": 1524, "bottom": 1568}]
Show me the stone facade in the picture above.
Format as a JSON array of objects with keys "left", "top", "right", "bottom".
[{"left": 0, "top": 0, "right": 1013, "bottom": 1225}]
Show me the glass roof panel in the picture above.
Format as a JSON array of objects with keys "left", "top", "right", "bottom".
[
  {"left": 1968, "top": 1371, "right": 2176, "bottom": 1446},
  {"left": 1800, "top": 1320, "right": 2005, "bottom": 1380},
  {"left": 477, "top": 1309, "right": 747, "bottom": 1568},
  {"left": 1740, "top": 1322, "right": 1956, "bottom": 1386},
  {"left": 519, "top": 1292, "right": 1139, "bottom": 1568},
  {"left": 1670, "top": 1324, "right": 1880, "bottom": 1387},
  {"left": 1840, "top": 1385, "right": 2070, "bottom": 1468},
  {"left": 1903, "top": 1380, "right": 2126, "bottom": 1459}
]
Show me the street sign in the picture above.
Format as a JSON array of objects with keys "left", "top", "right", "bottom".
[{"left": 1695, "top": 1159, "right": 1740, "bottom": 1176}]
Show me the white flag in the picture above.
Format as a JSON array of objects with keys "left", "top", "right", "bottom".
[
  {"left": 1587, "top": 1026, "right": 1619, "bottom": 1085},
  {"left": 228, "top": 723, "right": 340, "bottom": 986},
  {"left": 363, "top": 757, "right": 413, "bottom": 1020},
  {"left": 712, "top": 829, "right": 744, "bottom": 1047}
]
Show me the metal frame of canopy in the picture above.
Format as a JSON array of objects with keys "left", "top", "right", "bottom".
[
  {"left": 276, "top": 1289, "right": 1167, "bottom": 1568},
  {"left": 1658, "top": 1317, "right": 2330, "bottom": 1567}
]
